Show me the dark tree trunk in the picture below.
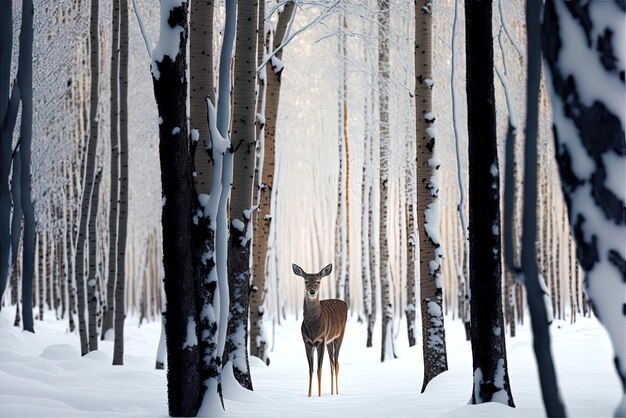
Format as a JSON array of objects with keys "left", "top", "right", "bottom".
[
  {"left": 0, "top": 0, "right": 13, "bottom": 307},
  {"left": 465, "top": 0, "right": 514, "bottom": 406},
  {"left": 102, "top": 0, "right": 120, "bottom": 341},
  {"left": 87, "top": 168, "right": 102, "bottom": 351},
  {"left": 151, "top": 2, "right": 200, "bottom": 416},
  {"left": 113, "top": 0, "right": 129, "bottom": 367}
]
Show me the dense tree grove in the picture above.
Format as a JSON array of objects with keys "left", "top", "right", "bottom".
[{"left": 0, "top": 1, "right": 622, "bottom": 417}]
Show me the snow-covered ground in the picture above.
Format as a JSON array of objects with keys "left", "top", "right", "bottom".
[{"left": 0, "top": 306, "right": 619, "bottom": 417}]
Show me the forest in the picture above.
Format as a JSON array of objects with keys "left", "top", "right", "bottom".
[{"left": 0, "top": 0, "right": 624, "bottom": 417}]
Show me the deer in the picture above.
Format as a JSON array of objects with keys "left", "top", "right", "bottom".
[{"left": 292, "top": 263, "right": 348, "bottom": 398}]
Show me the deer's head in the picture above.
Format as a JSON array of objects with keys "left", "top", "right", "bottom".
[{"left": 292, "top": 263, "right": 332, "bottom": 299}]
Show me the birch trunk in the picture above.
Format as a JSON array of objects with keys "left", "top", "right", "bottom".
[
  {"left": 191, "top": 0, "right": 214, "bottom": 193},
  {"left": 250, "top": 0, "right": 295, "bottom": 362},
  {"left": 225, "top": 0, "right": 258, "bottom": 391},
  {"left": 113, "top": 0, "right": 129, "bottom": 365},
  {"left": 75, "top": 0, "right": 101, "bottom": 355},
  {"left": 102, "top": 0, "right": 120, "bottom": 341},
  {"left": 87, "top": 168, "right": 102, "bottom": 351},
  {"left": 378, "top": 0, "right": 395, "bottom": 362},
  {"left": 416, "top": 0, "right": 447, "bottom": 391}
]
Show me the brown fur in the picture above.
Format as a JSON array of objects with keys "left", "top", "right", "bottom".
[{"left": 293, "top": 263, "right": 348, "bottom": 397}]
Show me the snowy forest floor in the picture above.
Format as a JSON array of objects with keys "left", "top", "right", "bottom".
[{"left": 0, "top": 305, "right": 620, "bottom": 417}]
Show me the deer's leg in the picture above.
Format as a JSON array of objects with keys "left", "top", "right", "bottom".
[
  {"left": 316, "top": 343, "right": 325, "bottom": 397},
  {"left": 305, "top": 342, "right": 314, "bottom": 397},
  {"left": 327, "top": 343, "right": 335, "bottom": 395},
  {"left": 335, "top": 331, "right": 345, "bottom": 395}
]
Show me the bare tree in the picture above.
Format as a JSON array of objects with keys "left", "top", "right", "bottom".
[
  {"left": 150, "top": 1, "right": 199, "bottom": 415},
  {"left": 465, "top": 0, "right": 514, "bottom": 406},
  {"left": 250, "top": 0, "right": 296, "bottom": 363},
  {"left": 102, "top": 0, "right": 120, "bottom": 341},
  {"left": 113, "top": 0, "right": 129, "bottom": 366}
]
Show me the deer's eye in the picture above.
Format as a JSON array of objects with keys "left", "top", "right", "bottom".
[{"left": 316, "top": 280, "right": 320, "bottom": 284}]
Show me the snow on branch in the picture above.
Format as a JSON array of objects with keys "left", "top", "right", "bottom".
[
  {"left": 498, "top": 0, "right": 523, "bottom": 57},
  {"left": 131, "top": 0, "right": 153, "bottom": 59},
  {"left": 258, "top": 0, "right": 340, "bottom": 72}
]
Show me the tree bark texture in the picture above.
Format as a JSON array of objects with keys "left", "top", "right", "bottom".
[
  {"left": 87, "top": 168, "right": 102, "bottom": 351},
  {"left": 225, "top": 0, "right": 258, "bottom": 391},
  {"left": 151, "top": 2, "right": 200, "bottom": 416},
  {"left": 416, "top": 0, "right": 448, "bottom": 392},
  {"left": 113, "top": 0, "right": 129, "bottom": 366},
  {"left": 74, "top": 0, "right": 101, "bottom": 355},
  {"left": 250, "top": 0, "right": 295, "bottom": 362},
  {"left": 378, "top": 0, "right": 395, "bottom": 363},
  {"left": 103, "top": 0, "right": 120, "bottom": 341},
  {"left": 465, "top": 0, "right": 514, "bottom": 406},
  {"left": 190, "top": 0, "right": 215, "bottom": 194}
]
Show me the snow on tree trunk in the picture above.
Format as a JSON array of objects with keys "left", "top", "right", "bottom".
[
  {"left": 197, "top": 0, "right": 237, "bottom": 414},
  {"left": 542, "top": 1, "right": 625, "bottom": 415},
  {"left": 224, "top": 0, "right": 258, "bottom": 391},
  {"left": 465, "top": 0, "right": 514, "bottom": 407},
  {"left": 416, "top": 0, "right": 447, "bottom": 392},
  {"left": 501, "top": 1, "right": 566, "bottom": 415},
  {"left": 378, "top": 0, "right": 395, "bottom": 363},
  {"left": 249, "top": 0, "right": 268, "bottom": 365},
  {"left": 151, "top": 1, "right": 201, "bottom": 415},
  {"left": 113, "top": 0, "right": 129, "bottom": 366},
  {"left": 250, "top": 0, "right": 295, "bottom": 364}
]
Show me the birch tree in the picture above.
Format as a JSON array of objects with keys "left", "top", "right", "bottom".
[
  {"left": 190, "top": 0, "right": 214, "bottom": 193},
  {"left": 415, "top": 0, "right": 447, "bottom": 391},
  {"left": 335, "top": 9, "right": 349, "bottom": 304},
  {"left": 102, "top": 0, "right": 121, "bottom": 341},
  {"left": 225, "top": 0, "right": 258, "bottom": 391},
  {"left": 542, "top": 1, "right": 625, "bottom": 414},
  {"left": 1, "top": 0, "right": 35, "bottom": 333},
  {"left": 87, "top": 166, "right": 102, "bottom": 350},
  {"left": 113, "top": 0, "right": 129, "bottom": 366},
  {"left": 250, "top": 0, "right": 296, "bottom": 362},
  {"left": 378, "top": 0, "right": 396, "bottom": 362},
  {"left": 74, "top": 0, "right": 101, "bottom": 355},
  {"left": 465, "top": 0, "right": 514, "bottom": 406}
]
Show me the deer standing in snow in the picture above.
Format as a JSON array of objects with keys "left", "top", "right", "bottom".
[{"left": 292, "top": 263, "right": 348, "bottom": 397}]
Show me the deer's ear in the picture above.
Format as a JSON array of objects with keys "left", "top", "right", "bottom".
[
  {"left": 319, "top": 264, "right": 332, "bottom": 278},
  {"left": 292, "top": 264, "right": 305, "bottom": 277}
]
